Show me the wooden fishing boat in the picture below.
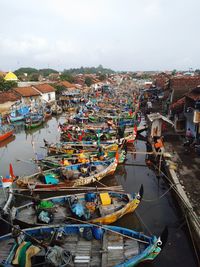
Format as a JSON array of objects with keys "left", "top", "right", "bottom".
[
  {"left": 44, "top": 108, "right": 52, "bottom": 120},
  {"left": 16, "top": 159, "right": 118, "bottom": 189},
  {"left": 8, "top": 105, "right": 30, "bottom": 122},
  {"left": 12, "top": 186, "right": 143, "bottom": 226},
  {"left": 0, "top": 125, "right": 14, "bottom": 142},
  {"left": 37, "top": 148, "right": 126, "bottom": 169},
  {"left": 0, "top": 135, "right": 15, "bottom": 148},
  {"left": 44, "top": 140, "right": 119, "bottom": 155},
  {"left": 0, "top": 224, "right": 167, "bottom": 266},
  {"left": 25, "top": 114, "right": 44, "bottom": 129},
  {"left": 51, "top": 104, "right": 62, "bottom": 115}
]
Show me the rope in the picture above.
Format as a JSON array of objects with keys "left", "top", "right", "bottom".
[
  {"left": 95, "top": 179, "right": 107, "bottom": 187},
  {"left": 151, "top": 161, "right": 200, "bottom": 228},
  {"left": 135, "top": 211, "right": 152, "bottom": 236},
  {"left": 142, "top": 183, "right": 176, "bottom": 202},
  {"left": 0, "top": 215, "right": 45, "bottom": 247}
]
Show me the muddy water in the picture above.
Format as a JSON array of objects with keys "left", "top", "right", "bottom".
[{"left": 0, "top": 116, "right": 197, "bottom": 266}]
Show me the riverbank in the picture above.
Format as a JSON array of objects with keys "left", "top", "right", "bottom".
[{"left": 147, "top": 99, "right": 200, "bottom": 258}]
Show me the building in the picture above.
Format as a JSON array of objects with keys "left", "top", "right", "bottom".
[
  {"left": 4, "top": 72, "right": 18, "bottom": 81},
  {"left": 0, "top": 91, "right": 20, "bottom": 113},
  {"left": 33, "top": 83, "right": 56, "bottom": 102},
  {"left": 13, "top": 86, "right": 41, "bottom": 104}
]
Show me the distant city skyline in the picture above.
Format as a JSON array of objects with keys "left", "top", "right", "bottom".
[{"left": 1, "top": 0, "right": 200, "bottom": 72}]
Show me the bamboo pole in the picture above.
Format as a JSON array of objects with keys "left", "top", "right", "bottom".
[{"left": 11, "top": 185, "right": 124, "bottom": 192}]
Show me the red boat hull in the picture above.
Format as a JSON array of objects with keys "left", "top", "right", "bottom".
[{"left": 0, "top": 130, "right": 14, "bottom": 142}]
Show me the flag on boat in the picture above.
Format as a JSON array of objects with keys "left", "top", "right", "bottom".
[
  {"left": 0, "top": 175, "right": 13, "bottom": 188},
  {"left": 0, "top": 163, "right": 15, "bottom": 188}
]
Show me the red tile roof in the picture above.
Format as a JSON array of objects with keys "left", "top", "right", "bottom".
[
  {"left": 0, "top": 91, "right": 20, "bottom": 104},
  {"left": 34, "top": 83, "right": 55, "bottom": 93},
  {"left": 59, "top": 81, "right": 74, "bottom": 88},
  {"left": 13, "top": 87, "right": 40, "bottom": 97}
]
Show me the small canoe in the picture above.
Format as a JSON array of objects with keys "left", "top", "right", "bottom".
[
  {"left": 12, "top": 186, "right": 143, "bottom": 226},
  {"left": 16, "top": 159, "right": 118, "bottom": 189},
  {"left": 0, "top": 224, "right": 167, "bottom": 266}
]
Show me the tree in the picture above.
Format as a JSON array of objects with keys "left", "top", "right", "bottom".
[
  {"left": 53, "top": 84, "right": 66, "bottom": 95},
  {"left": 85, "top": 77, "right": 92, "bottom": 87},
  {"left": 98, "top": 73, "right": 106, "bottom": 81},
  {"left": 60, "top": 73, "right": 75, "bottom": 83},
  {"left": 29, "top": 73, "right": 40, "bottom": 81},
  {"left": 195, "top": 69, "right": 200, "bottom": 75},
  {"left": 0, "top": 76, "right": 17, "bottom": 91},
  {"left": 172, "top": 69, "right": 177, "bottom": 75}
]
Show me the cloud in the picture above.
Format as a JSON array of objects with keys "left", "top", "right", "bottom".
[{"left": 0, "top": 0, "right": 200, "bottom": 71}]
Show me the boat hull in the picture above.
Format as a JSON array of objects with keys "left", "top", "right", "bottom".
[
  {"left": 0, "top": 224, "right": 162, "bottom": 267},
  {"left": 0, "top": 130, "right": 14, "bottom": 142},
  {"left": 16, "top": 160, "right": 118, "bottom": 189}
]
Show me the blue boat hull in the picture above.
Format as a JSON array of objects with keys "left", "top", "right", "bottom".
[{"left": 0, "top": 224, "right": 162, "bottom": 267}]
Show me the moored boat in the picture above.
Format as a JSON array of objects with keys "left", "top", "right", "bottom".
[
  {"left": 25, "top": 114, "right": 44, "bottom": 129},
  {"left": 16, "top": 158, "right": 118, "bottom": 189},
  {"left": 0, "top": 224, "right": 167, "bottom": 266},
  {"left": 44, "top": 140, "right": 119, "bottom": 155},
  {"left": 37, "top": 148, "right": 126, "bottom": 169},
  {"left": 12, "top": 186, "right": 143, "bottom": 226},
  {"left": 0, "top": 125, "right": 14, "bottom": 142}
]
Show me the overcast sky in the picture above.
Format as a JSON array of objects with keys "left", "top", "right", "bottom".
[{"left": 0, "top": 0, "right": 200, "bottom": 71}]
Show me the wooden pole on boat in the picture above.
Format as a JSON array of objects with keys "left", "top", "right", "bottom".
[
  {"left": 11, "top": 185, "right": 124, "bottom": 192},
  {"left": 158, "top": 153, "right": 163, "bottom": 175}
]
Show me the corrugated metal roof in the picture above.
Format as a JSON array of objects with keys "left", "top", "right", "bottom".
[{"left": 147, "top": 113, "right": 174, "bottom": 126}]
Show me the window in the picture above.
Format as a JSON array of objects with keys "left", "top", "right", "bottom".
[{"left": 48, "top": 93, "right": 51, "bottom": 101}]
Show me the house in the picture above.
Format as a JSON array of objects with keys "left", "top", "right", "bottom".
[
  {"left": 170, "top": 97, "right": 186, "bottom": 133},
  {"left": 33, "top": 83, "right": 56, "bottom": 102},
  {"left": 147, "top": 113, "right": 174, "bottom": 138},
  {"left": 169, "top": 85, "right": 200, "bottom": 137},
  {"left": 57, "top": 81, "right": 80, "bottom": 97},
  {"left": 0, "top": 91, "right": 20, "bottom": 113},
  {"left": 169, "top": 76, "right": 200, "bottom": 104},
  {"left": 13, "top": 86, "right": 41, "bottom": 104},
  {"left": 184, "top": 86, "right": 200, "bottom": 139}
]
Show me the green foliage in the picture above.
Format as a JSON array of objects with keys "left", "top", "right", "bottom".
[
  {"left": 98, "top": 73, "right": 107, "bottom": 81},
  {"left": 29, "top": 73, "right": 40, "bottom": 81},
  {"left": 60, "top": 73, "right": 75, "bottom": 83},
  {"left": 14, "top": 67, "right": 58, "bottom": 79},
  {"left": 0, "top": 76, "right": 17, "bottom": 91},
  {"left": 195, "top": 69, "right": 200, "bottom": 75},
  {"left": 39, "top": 68, "right": 59, "bottom": 77},
  {"left": 84, "top": 77, "right": 92, "bottom": 87},
  {"left": 14, "top": 67, "right": 38, "bottom": 76},
  {"left": 63, "top": 65, "right": 115, "bottom": 75},
  {"left": 172, "top": 69, "right": 177, "bottom": 75},
  {"left": 52, "top": 84, "right": 66, "bottom": 94}
]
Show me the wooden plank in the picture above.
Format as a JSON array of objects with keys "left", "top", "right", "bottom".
[{"left": 101, "top": 231, "right": 107, "bottom": 267}]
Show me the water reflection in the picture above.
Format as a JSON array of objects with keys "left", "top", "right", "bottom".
[{"left": 0, "top": 117, "right": 198, "bottom": 266}]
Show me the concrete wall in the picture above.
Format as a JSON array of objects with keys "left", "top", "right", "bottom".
[
  {"left": 40, "top": 92, "right": 55, "bottom": 102},
  {"left": 0, "top": 101, "right": 17, "bottom": 113}
]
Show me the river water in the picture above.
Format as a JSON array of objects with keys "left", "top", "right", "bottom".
[{"left": 0, "top": 116, "right": 197, "bottom": 266}]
